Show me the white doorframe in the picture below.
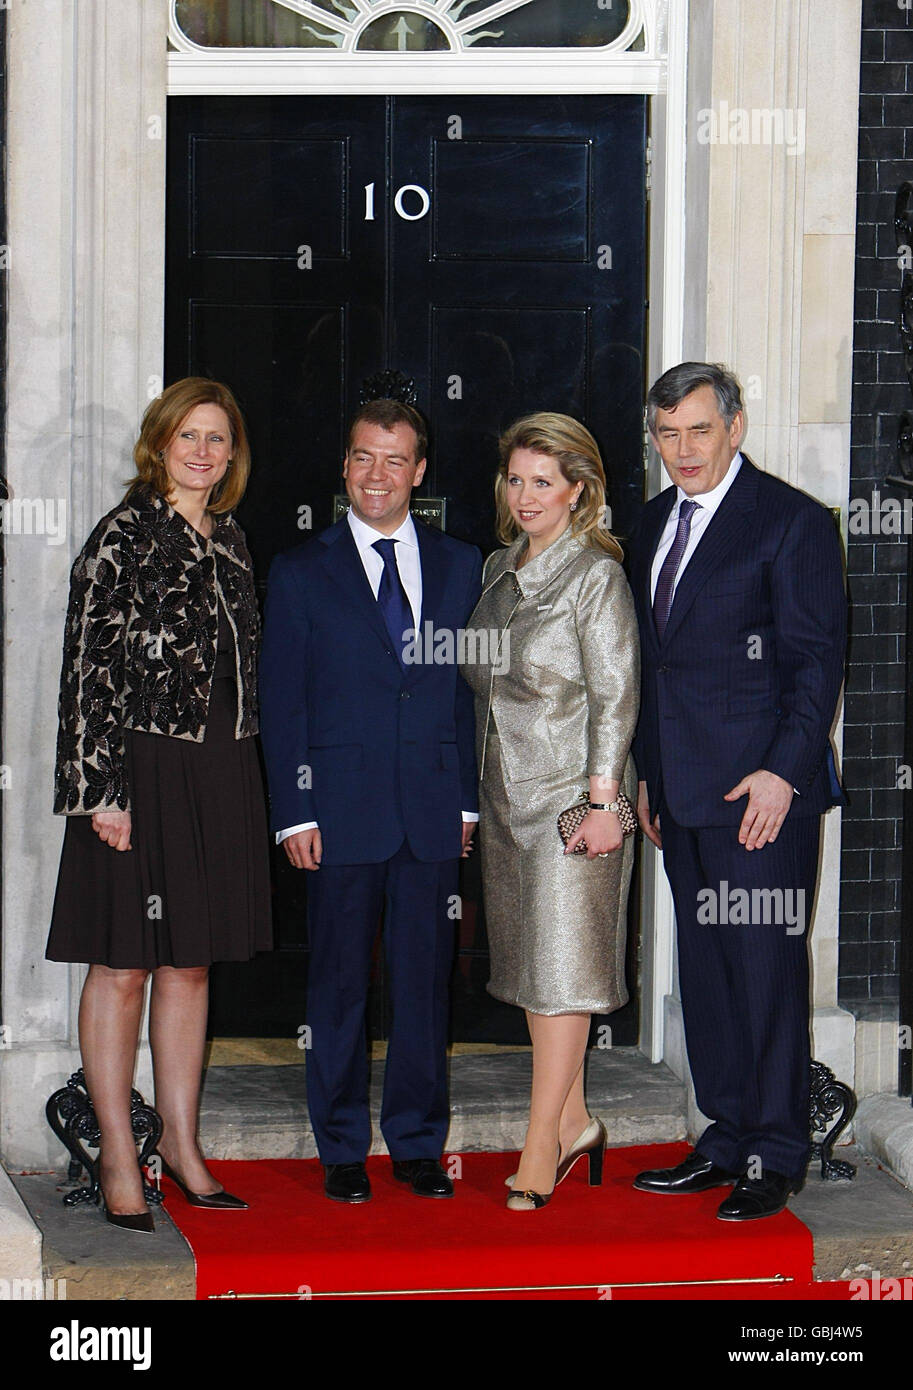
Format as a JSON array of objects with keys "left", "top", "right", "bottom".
[{"left": 166, "top": 0, "right": 691, "bottom": 1064}]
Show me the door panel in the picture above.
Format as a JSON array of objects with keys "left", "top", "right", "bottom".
[
  {"left": 191, "top": 136, "right": 350, "bottom": 258},
  {"left": 427, "top": 305, "right": 591, "bottom": 547},
  {"left": 431, "top": 140, "right": 592, "bottom": 262},
  {"left": 166, "top": 94, "right": 646, "bottom": 1045},
  {"left": 190, "top": 301, "right": 348, "bottom": 561},
  {"left": 167, "top": 97, "right": 387, "bottom": 579},
  {"left": 390, "top": 95, "right": 647, "bottom": 557}
]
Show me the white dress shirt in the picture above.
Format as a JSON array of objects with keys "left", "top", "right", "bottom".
[
  {"left": 347, "top": 506, "right": 423, "bottom": 629},
  {"left": 278, "top": 507, "right": 478, "bottom": 844},
  {"left": 650, "top": 452, "right": 743, "bottom": 602}
]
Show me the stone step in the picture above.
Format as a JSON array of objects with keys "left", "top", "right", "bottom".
[
  {"left": 792, "top": 1147, "right": 913, "bottom": 1283},
  {"left": 7, "top": 1172, "right": 194, "bottom": 1301},
  {"left": 196, "top": 1047, "right": 689, "bottom": 1159}
]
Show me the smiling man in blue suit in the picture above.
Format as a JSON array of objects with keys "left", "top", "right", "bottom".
[
  {"left": 259, "top": 399, "right": 481, "bottom": 1203},
  {"left": 628, "top": 363, "right": 846, "bottom": 1221}
]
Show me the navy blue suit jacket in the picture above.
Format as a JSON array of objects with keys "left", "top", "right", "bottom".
[
  {"left": 259, "top": 515, "right": 482, "bottom": 864},
  {"left": 629, "top": 457, "right": 846, "bottom": 827}
]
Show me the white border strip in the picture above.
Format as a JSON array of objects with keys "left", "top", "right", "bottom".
[{"left": 167, "top": 52, "right": 667, "bottom": 95}]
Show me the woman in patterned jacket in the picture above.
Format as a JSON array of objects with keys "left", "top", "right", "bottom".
[{"left": 47, "top": 378, "right": 272, "bottom": 1231}]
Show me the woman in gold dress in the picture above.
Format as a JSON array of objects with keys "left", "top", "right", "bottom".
[{"left": 460, "top": 413, "right": 640, "bottom": 1211}]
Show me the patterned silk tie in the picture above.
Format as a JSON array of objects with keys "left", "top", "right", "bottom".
[
  {"left": 653, "top": 498, "right": 700, "bottom": 639},
  {"left": 372, "top": 538, "right": 413, "bottom": 666}
]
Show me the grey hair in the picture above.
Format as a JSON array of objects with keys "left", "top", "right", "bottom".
[{"left": 646, "top": 362, "right": 744, "bottom": 434}]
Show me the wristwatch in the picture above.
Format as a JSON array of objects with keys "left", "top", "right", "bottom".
[{"left": 589, "top": 801, "right": 621, "bottom": 814}]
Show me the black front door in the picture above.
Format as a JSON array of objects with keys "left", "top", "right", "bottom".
[{"left": 166, "top": 94, "right": 647, "bottom": 1044}]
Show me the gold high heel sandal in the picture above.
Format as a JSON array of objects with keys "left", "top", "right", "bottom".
[
  {"left": 505, "top": 1142, "right": 559, "bottom": 1212},
  {"left": 556, "top": 1116, "right": 606, "bottom": 1186},
  {"left": 506, "top": 1117, "right": 607, "bottom": 1190},
  {"left": 506, "top": 1187, "right": 551, "bottom": 1211}
]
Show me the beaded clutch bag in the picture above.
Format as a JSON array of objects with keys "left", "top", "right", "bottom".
[{"left": 557, "top": 791, "right": 637, "bottom": 854}]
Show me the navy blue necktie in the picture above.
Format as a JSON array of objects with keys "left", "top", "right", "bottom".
[
  {"left": 653, "top": 498, "right": 699, "bottom": 639},
  {"left": 373, "top": 538, "right": 413, "bottom": 666}
]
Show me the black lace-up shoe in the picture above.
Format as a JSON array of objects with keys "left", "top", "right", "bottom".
[
  {"left": 716, "top": 1170, "right": 799, "bottom": 1221},
  {"left": 392, "top": 1158, "right": 454, "bottom": 1198},
  {"left": 324, "top": 1162, "right": 371, "bottom": 1203},
  {"left": 633, "top": 1149, "right": 739, "bottom": 1194}
]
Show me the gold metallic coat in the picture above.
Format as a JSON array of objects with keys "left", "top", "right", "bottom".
[{"left": 460, "top": 525, "right": 641, "bottom": 1015}]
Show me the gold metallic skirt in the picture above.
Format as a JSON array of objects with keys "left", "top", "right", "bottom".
[{"left": 479, "top": 725, "right": 635, "bottom": 1016}]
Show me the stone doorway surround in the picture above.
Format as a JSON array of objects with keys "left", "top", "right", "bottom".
[{"left": 0, "top": 0, "right": 868, "bottom": 1173}]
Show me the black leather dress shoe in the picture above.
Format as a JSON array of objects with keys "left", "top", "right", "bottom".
[
  {"left": 633, "top": 1150, "right": 739, "bottom": 1194},
  {"left": 324, "top": 1162, "right": 371, "bottom": 1203},
  {"left": 716, "top": 1170, "right": 799, "bottom": 1221},
  {"left": 392, "top": 1158, "right": 454, "bottom": 1198}
]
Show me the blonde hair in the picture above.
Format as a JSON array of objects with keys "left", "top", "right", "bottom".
[
  {"left": 494, "top": 412, "right": 623, "bottom": 560},
  {"left": 126, "top": 377, "right": 251, "bottom": 516}
]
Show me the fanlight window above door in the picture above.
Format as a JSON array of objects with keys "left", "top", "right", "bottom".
[{"left": 170, "top": 0, "right": 649, "bottom": 53}]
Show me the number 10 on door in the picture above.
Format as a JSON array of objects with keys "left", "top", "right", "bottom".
[{"left": 364, "top": 182, "right": 431, "bottom": 222}]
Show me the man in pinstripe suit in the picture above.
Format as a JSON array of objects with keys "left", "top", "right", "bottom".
[{"left": 628, "top": 362, "right": 846, "bottom": 1221}]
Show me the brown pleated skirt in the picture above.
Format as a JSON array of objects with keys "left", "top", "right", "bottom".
[{"left": 46, "top": 660, "right": 273, "bottom": 969}]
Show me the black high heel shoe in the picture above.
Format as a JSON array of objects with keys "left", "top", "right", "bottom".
[
  {"left": 154, "top": 1155, "right": 248, "bottom": 1210},
  {"left": 99, "top": 1185, "right": 155, "bottom": 1234}
]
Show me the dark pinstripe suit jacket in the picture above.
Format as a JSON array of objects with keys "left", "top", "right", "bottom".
[{"left": 629, "top": 457, "right": 847, "bottom": 827}]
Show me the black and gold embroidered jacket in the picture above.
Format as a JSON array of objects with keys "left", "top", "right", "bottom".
[{"left": 54, "top": 485, "right": 260, "bottom": 815}]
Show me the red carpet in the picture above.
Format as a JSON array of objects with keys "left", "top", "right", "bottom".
[{"left": 157, "top": 1141, "right": 869, "bottom": 1301}]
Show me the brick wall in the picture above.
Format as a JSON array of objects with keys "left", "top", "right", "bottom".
[{"left": 842, "top": 0, "right": 913, "bottom": 1002}]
